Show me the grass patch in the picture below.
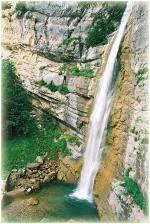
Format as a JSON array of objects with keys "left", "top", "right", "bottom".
[
  {"left": 141, "top": 138, "right": 149, "bottom": 145},
  {"left": 2, "top": 111, "right": 72, "bottom": 178},
  {"left": 68, "top": 65, "right": 94, "bottom": 78},
  {"left": 35, "top": 80, "right": 70, "bottom": 95},
  {"left": 65, "top": 134, "right": 81, "bottom": 147},
  {"left": 121, "top": 168, "right": 148, "bottom": 215},
  {"left": 39, "top": 66, "right": 46, "bottom": 70}
]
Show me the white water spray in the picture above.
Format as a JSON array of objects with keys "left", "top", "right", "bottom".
[{"left": 71, "top": 1, "right": 133, "bottom": 202}]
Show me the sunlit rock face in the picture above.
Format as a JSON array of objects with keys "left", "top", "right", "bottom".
[
  {"left": 2, "top": 2, "right": 148, "bottom": 221},
  {"left": 2, "top": 2, "right": 117, "bottom": 184},
  {"left": 2, "top": 2, "right": 117, "bottom": 138},
  {"left": 94, "top": 3, "right": 148, "bottom": 222}
]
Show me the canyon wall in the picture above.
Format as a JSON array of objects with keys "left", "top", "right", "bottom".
[
  {"left": 2, "top": 1, "right": 116, "bottom": 183},
  {"left": 94, "top": 2, "right": 149, "bottom": 222},
  {"left": 2, "top": 1, "right": 149, "bottom": 222}
]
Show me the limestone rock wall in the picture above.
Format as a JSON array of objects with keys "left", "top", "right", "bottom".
[
  {"left": 94, "top": 3, "right": 149, "bottom": 222},
  {"left": 2, "top": 2, "right": 116, "bottom": 184}
]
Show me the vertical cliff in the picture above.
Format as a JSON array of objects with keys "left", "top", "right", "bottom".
[
  {"left": 2, "top": 2, "right": 148, "bottom": 222},
  {"left": 2, "top": 1, "right": 118, "bottom": 183},
  {"left": 94, "top": 2, "right": 149, "bottom": 222}
]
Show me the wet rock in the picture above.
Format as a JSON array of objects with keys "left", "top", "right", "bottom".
[
  {"left": 5, "top": 170, "right": 19, "bottom": 192},
  {"left": 36, "top": 156, "right": 44, "bottom": 164},
  {"left": 27, "top": 163, "right": 41, "bottom": 169},
  {"left": 4, "top": 188, "right": 25, "bottom": 198},
  {"left": 23, "top": 197, "right": 39, "bottom": 206},
  {"left": 26, "top": 188, "right": 32, "bottom": 193}
]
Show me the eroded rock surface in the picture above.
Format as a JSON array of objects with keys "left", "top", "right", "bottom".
[
  {"left": 94, "top": 3, "right": 148, "bottom": 222},
  {"left": 5, "top": 158, "right": 58, "bottom": 193}
]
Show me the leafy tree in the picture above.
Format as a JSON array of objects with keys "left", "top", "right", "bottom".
[
  {"left": 15, "top": 1, "right": 27, "bottom": 14},
  {"left": 2, "top": 59, "right": 35, "bottom": 138}
]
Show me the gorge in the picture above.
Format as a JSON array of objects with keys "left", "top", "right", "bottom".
[{"left": 1, "top": 1, "right": 149, "bottom": 223}]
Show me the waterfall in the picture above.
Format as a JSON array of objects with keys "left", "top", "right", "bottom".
[{"left": 71, "top": 1, "right": 133, "bottom": 202}]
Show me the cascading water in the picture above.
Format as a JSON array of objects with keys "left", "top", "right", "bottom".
[{"left": 71, "top": 1, "right": 133, "bottom": 202}]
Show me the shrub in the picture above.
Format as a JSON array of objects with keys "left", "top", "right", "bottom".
[
  {"left": 35, "top": 80, "right": 70, "bottom": 95},
  {"left": 135, "top": 67, "right": 148, "bottom": 85},
  {"left": 69, "top": 66, "right": 94, "bottom": 78},
  {"left": 107, "top": 2, "right": 126, "bottom": 22},
  {"left": 2, "top": 59, "right": 35, "bottom": 138},
  {"left": 34, "top": 80, "right": 46, "bottom": 86},
  {"left": 39, "top": 66, "right": 46, "bottom": 70},
  {"left": 130, "top": 126, "right": 139, "bottom": 135},
  {"left": 137, "top": 67, "right": 148, "bottom": 75},
  {"left": 141, "top": 138, "right": 149, "bottom": 144},
  {"left": 58, "top": 85, "right": 70, "bottom": 95},
  {"left": 2, "top": 1, "right": 12, "bottom": 10},
  {"left": 56, "top": 138, "right": 71, "bottom": 157},
  {"left": 69, "top": 66, "right": 80, "bottom": 76},
  {"left": 121, "top": 168, "right": 148, "bottom": 215},
  {"left": 85, "top": 3, "right": 126, "bottom": 49},
  {"left": 65, "top": 134, "right": 81, "bottom": 147},
  {"left": 15, "top": 1, "right": 27, "bottom": 14},
  {"left": 59, "top": 62, "right": 70, "bottom": 75},
  {"left": 47, "top": 81, "right": 58, "bottom": 92},
  {"left": 85, "top": 18, "right": 115, "bottom": 48},
  {"left": 94, "top": 62, "right": 100, "bottom": 67},
  {"left": 79, "top": 68, "right": 94, "bottom": 78}
]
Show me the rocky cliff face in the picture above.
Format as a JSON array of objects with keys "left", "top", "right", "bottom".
[
  {"left": 94, "top": 3, "right": 149, "bottom": 222},
  {"left": 2, "top": 2, "right": 117, "bottom": 183},
  {"left": 2, "top": 2, "right": 109, "bottom": 138},
  {"left": 2, "top": 2, "right": 148, "bottom": 222}
]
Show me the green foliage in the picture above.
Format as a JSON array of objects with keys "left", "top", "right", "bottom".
[
  {"left": 65, "top": 134, "right": 81, "bottom": 147},
  {"left": 59, "top": 63, "right": 70, "bottom": 75},
  {"left": 85, "top": 18, "right": 115, "bottom": 48},
  {"left": 141, "top": 138, "right": 149, "bottom": 144},
  {"left": 56, "top": 138, "right": 71, "bottom": 158},
  {"left": 35, "top": 80, "right": 70, "bottom": 95},
  {"left": 2, "top": 111, "right": 72, "bottom": 178},
  {"left": 94, "top": 62, "right": 100, "bottom": 67},
  {"left": 39, "top": 66, "right": 46, "bottom": 70},
  {"left": 2, "top": 59, "right": 35, "bottom": 138},
  {"left": 136, "top": 96, "right": 141, "bottom": 103},
  {"left": 121, "top": 168, "right": 148, "bottom": 215},
  {"left": 2, "top": 1, "right": 12, "bottom": 10},
  {"left": 137, "top": 67, "right": 148, "bottom": 75},
  {"left": 58, "top": 85, "right": 70, "bottom": 95},
  {"left": 130, "top": 126, "right": 139, "bottom": 135},
  {"left": 85, "top": 3, "right": 126, "bottom": 49},
  {"left": 107, "top": 2, "right": 127, "bottom": 22},
  {"left": 79, "top": 68, "right": 94, "bottom": 78},
  {"left": 69, "top": 65, "right": 80, "bottom": 76},
  {"left": 68, "top": 65, "right": 94, "bottom": 78},
  {"left": 77, "top": 1, "right": 98, "bottom": 9},
  {"left": 15, "top": 1, "right": 27, "bottom": 14},
  {"left": 135, "top": 67, "right": 148, "bottom": 86}
]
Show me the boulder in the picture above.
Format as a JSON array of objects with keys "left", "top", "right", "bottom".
[
  {"left": 36, "top": 156, "right": 44, "bottom": 164},
  {"left": 5, "top": 170, "right": 19, "bottom": 192},
  {"left": 27, "top": 163, "right": 41, "bottom": 169},
  {"left": 23, "top": 197, "right": 39, "bottom": 206}
]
